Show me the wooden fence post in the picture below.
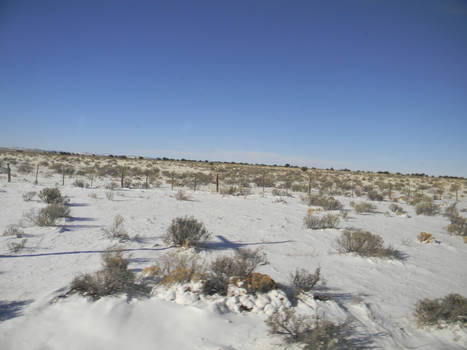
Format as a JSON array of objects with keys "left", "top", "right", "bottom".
[
  {"left": 7, "top": 163, "right": 11, "bottom": 182},
  {"left": 121, "top": 167, "right": 124, "bottom": 188},
  {"left": 216, "top": 173, "right": 219, "bottom": 193},
  {"left": 34, "top": 164, "right": 39, "bottom": 185}
]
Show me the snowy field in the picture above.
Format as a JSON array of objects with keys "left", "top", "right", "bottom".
[{"left": 0, "top": 152, "right": 466, "bottom": 349}]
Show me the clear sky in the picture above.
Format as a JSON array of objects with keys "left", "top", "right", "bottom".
[{"left": 1, "top": 0, "right": 466, "bottom": 176}]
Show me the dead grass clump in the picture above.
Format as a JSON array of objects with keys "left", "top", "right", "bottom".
[
  {"left": 303, "top": 213, "right": 340, "bottom": 229},
  {"left": 103, "top": 215, "right": 129, "bottom": 241},
  {"left": 336, "top": 228, "right": 403, "bottom": 259},
  {"left": 415, "top": 200, "right": 440, "bottom": 216},
  {"left": 164, "top": 216, "right": 210, "bottom": 247},
  {"left": 69, "top": 250, "right": 136, "bottom": 300},
  {"left": 146, "top": 251, "right": 205, "bottom": 285},
  {"left": 418, "top": 232, "right": 435, "bottom": 244},
  {"left": 443, "top": 203, "right": 459, "bottom": 218},
  {"left": 414, "top": 293, "right": 467, "bottom": 328},
  {"left": 350, "top": 201, "right": 377, "bottom": 214},
  {"left": 266, "top": 308, "right": 352, "bottom": 349}
]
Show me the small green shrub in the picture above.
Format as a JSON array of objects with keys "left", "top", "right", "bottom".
[
  {"left": 203, "top": 248, "right": 268, "bottom": 296},
  {"left": 414, "top": 293, "right": 467, "bottom": 328},
  {"left": 103, "top": 215, "right": 129, "bottom": 241},
  {"left": 336, "top": 228, "right": 403, "bottom": 259},
  {"left": 7, "top": 239, "right": 27, "bottom": 252},
  {"left": 266, "top": 308, "right": 352, "bottom": 349},
  {"left": 26, "top": 203, "right": 71, "bottom": 226},
  {"left": 3, "top": 224, "right": 25, "bottom": 238},
  {"left": 290, "top": 268, "right": 321, "bottom": 296},
  {"left": 306, "top": 194, "right": 343, "bottom": 211},
  {"left": 69, "top": 250, "right": 136, "bottom": 300},
  {"left": 73, "top": 179, "right": 85, "bottom": 188},
  {"left": 164, "top": 216, "right": 210, "bottom": 247},
  {"left": 38, "top": 187, "right": 66, "bottom": 204},
  {"left": 303, "top": 213, "right": 340, "bottom": 229}
]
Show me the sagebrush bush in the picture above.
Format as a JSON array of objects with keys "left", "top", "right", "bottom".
[
  {"left": 73, "top": 179, "right": 85, "bottom": 188},
  {"left": 389, "top": 203, "right": 406, "bottom": 215},
  {"left": 3, "top": 224, "right": 25, "bottom": 238},
  {"left": 303, "top": 213, "right": 340, "bottom": 229},
  {"left": 103, "top": 215, "right": 129, "bottom": 241},
  {"left": 306, "top": 194, "right": 343, "bottom": 211},
  {"left": 446, "top": 214, "right": 467, "bottom": 237},
  {"left": 336, "top": 229, "right": 403, "bottom": 259},
  {"left": 26, "top": 203, "right": 70, "bottom": 226},
  {"left": 351, "top": 201, "right": 377, "bottom": 214},
  {"left": 290, "top": 268, "right": 321, "bottom": 296},
  {"left": 415, "top": 200, "right": 440, "bottom": 216},
  {"left": 266, "top": 308, "right": 351, "bottom": 349},
  {"left": 22, "top": 191, "right": 36, "bottom": 201},
  {"left": 70, "top": 250, "right": 136, "bottom": 300},
  {"left": 164, "top": 216, "right": 210, "bottom": 247},
  {"left": 367, "top": 190, "right": 383, "bottom": 201},
  {"left": 38, "top": 187, "right": 66, "bottom": 204},
  {"left": 444, "top": 203, "right": 459, "bottom": 218},
  {"left": 203, "top": 248, "right": 268, "bottom": 296},
  {"left": 7, "top": 238, "right": 27, "bottom": 252},
  {"left": 414, "top": 293, "right": 467, "bottom": 328},
  {"left": 175, "top": 190, "right": 190, "bottom": 201}
]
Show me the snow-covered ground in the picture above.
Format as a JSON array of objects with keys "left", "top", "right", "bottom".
[{"left": 1, "top": 172, "right": 466, "bottom": 349}]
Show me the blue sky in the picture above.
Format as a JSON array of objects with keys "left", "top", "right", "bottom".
[{"left": 1, "top": 0, "right": 466, "bottom": 176}]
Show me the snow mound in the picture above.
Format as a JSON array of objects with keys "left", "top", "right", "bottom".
[{"left": 151, "top": 282, "right": 291, "bottom": 316}]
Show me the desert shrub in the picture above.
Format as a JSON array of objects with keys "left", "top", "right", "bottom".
[
  {"left": 446, "top": 214, "right": 467, "bottom": 237},
  {"left": 221, "top": 185, "right": 251, "bottom": 196},
  {"left": 38, "top": 187, "right": 66, "bottom": 204},
  {"left": 415, "top": 200, "right": 440, "bottom": 216},
  {"left": 306, "top": 194, "right": 343, "bottom": 211},
  {"left": 444, "top": 203, "right": 459, "bottom": 218},
  {"left": 290, "top": 268, "right": 321, "bottom": 296},
  {"left": 69, "top": 250, "right": 136, "bottom": 300},
  {"left": 105, "top": 182, "right": 118, "bottom": 190},
  {"left": 266, "top": 308, "right": 351, "bottom": 349},
  {"left": 164, "top": 216, "right": 210, "bottom": 247},
  {"left": 105, "top": 191, "right": 114, "bottom": 200},
  {"left": 414, "top": 293, "right": 467, "bottom": 328},
  {"left": 272, "top": 188, "right": 292, "bottom": 197},
  {"left": 3, "top": 224, "right": 25, "bottom": 238},
  {"left": 303, "top": 213, "right": 340, "bottom": 229},
  {"left": 350, "top": 201, "right": 377, "bottom": 214},
  {"left": 418, "top": 232, "right": 435, "bottom": 243},
  {"left": 103, "top": 215, "right": 129, "bottom": 241},
  {"left": 203, "top": 248, "right": 268, "bottom": 296},
  {"left": 73, "top": 179, "right": 85, "bottom": 188},
  {"left": 389, "top": 203, "right": 406, "bottom": 215},
  {"left": 26, "top": 203, "right": 71, "bottom": 226},
  {"left": 22, "top": 191, "right": 36, "bottom": 201},
  {"left": 7, "top": 239, "right": 27, "bottom": 252},
  {"left": 336, "top": 228, "right": 402, "bottom": 259},
  {"left": 175, "top": 190, "right": 190, "bottom": 201},
  {"left": 367, "top": 190, "right": 383, "bottom": 201}
]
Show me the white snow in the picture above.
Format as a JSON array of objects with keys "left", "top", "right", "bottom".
[{"left": 1, "top": 172, "right": 466, "bottom": 349}]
